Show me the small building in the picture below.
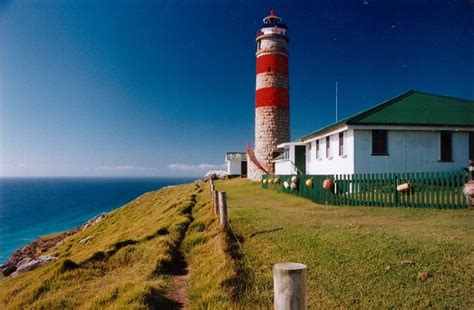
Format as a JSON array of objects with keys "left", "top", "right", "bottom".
[
  {"left": 275, "top": 90, "right": 474, "bottom": 175},
  {"left": 225, "top": 152, "right": 247, "bottom": 177}
]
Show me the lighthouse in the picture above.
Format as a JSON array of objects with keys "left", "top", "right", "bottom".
[{"left": 247, "top": 10, "right": 290, "bottom": 180}]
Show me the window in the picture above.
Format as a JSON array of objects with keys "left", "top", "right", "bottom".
[
  {"left": 284, "top": 148, "right": 289, "bottom": 160},
  {"left": 307, "top": 143, "right": 312, "bottom": 162},
  {"left": 440, "top": 131, "right": 452, "bottom": 162},
  {"left": 372, "top": 130, "right": 388, "bottom": 155},
  {"left": 339, "top": 132, "right": 344, "bottom": 156},
  {"left": 326, "top": 136, "right": 330, "bottom": 158},
  {"left": 316, "top": 140, "right": 320, "bottom": 159},
  {"left": 469, "top": 132, "right": 474, "bottom": 160}
]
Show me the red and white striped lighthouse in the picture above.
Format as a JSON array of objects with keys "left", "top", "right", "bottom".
[{"left": 248, "top": 10, "right": 290, "bottom": 180}]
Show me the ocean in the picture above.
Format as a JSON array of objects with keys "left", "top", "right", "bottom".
[{"left": 0, "top": 177, "right": 195, "bottom": 264}]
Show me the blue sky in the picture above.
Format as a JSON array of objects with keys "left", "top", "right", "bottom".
[{"left": 1, "top": 0, "right": 473, "bottom": 177}]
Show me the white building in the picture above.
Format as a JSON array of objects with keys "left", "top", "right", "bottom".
[
  {"left": 225, "top": 152, "right": 247, "bottom": 176},
  {"left": 274, "top": 90, "right": 474, "bottom": 175}
]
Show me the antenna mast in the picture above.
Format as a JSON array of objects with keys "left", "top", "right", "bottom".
[{"left": 335, "top": 81, "right": 338, "bottom": 122}]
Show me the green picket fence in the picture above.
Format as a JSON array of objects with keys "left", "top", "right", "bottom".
[{"left": 262, "top": 171, "right": 470, "bottom": 209}]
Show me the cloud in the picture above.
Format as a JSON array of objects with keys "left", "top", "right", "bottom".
[{"left": 168, "top": 163, "right": 226, "bottom": 172}]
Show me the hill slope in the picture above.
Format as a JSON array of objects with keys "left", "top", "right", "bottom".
[{"left": 0, "top": 183, "right": 200, "bottom": 308}]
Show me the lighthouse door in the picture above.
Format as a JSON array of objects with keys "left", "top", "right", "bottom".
[{"left": 294, "top": 146, "right": 306, "bottom": 174}]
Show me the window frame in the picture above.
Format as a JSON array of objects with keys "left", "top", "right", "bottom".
[
  {"left": 371, "top": 130, "right": 388, "bottom": 156},
  {"left": 326, "top": 136, "right": 331, "bottom": 158},
  {"left": 315, "top": 139, "right": 319, "bottom": 159},
  {"left": 469, "top": 132, "right": 474, "bottom": 161},
  {"left": 439, "top": 131, "right": 453, "bottom": 162},
  {"left": 338, "top": 131, "right": 344, "bottom": 156}
]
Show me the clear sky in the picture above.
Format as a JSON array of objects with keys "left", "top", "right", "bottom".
[{"left": 1, "top": 0, "right": 473, "bottom": 177}]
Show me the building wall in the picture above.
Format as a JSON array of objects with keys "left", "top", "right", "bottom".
[
  {"left": 274, "top": 160, "right": 297, "bottom": 175},
  {"left": 305, "top": 129, "right": 355, "bottom": 175},
  {"left": 227, "top": 160, "right": 243, "bottom": 175},
  {"left": 253, "top": 106, "right": 290, "bottom": 174},
  {"left": 274, "top": 146, "right": 296, "bottom": 175},
  {"left": 247, "top": 160, "right": 262, "bottom": 180},
  {"left": 353, "top": 130, "right": 469, "bottom": 173}
]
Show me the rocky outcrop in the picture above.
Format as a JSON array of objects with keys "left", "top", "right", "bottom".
[
  {"left": 10, "top": 255, "right": 57, "bottom": 277},
  {"left": 205, "top": 170, "right": 228, "bottom": 180},
  {"left": 1, "top": 212, "right": 108, "bottom": 277},
  {"left": 81, "top": 213, "right": 107, "bottom": 230}
]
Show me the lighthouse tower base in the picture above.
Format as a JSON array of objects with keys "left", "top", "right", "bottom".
[
  {"left": 247, "top": 105, "right": 290, "bottom": 181},
  {"left": 247, "top": 161, "right": 263, "bottom": 181}
]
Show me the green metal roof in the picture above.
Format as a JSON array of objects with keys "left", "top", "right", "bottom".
[
  {"left": 226, "top": 152, "right": 247, "bottom": 161},
  {"left": 299, "top": 90, "right": 474, "bottom": 141}
]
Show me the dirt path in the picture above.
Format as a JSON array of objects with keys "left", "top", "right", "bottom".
[
  {"left": 167, "top": 272, "right": 189, "bottom": 309},
  {"left": 165, "top": 192, "right": 197, "bottom": 309}
]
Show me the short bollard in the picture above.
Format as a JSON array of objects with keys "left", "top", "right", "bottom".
[
  {"left": 218, "top": 192, "right": 228, "bottom": 228},
  {"left": 274, "top": 262, "right": 307, "bottom": 310}
]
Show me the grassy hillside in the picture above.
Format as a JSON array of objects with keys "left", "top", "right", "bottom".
[
  {"left": 2, "top": 178, "right": 472, "bottom": 309},
  {"left": 0, "top": 184, "right": 200, "bottom": 309},
  {"left": 215, "top": 178, "right": 474, "bottom": 309}
]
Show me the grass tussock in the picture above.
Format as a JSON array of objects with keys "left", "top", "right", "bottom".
[{"left": 0, "top": 183, "right": 200, "bottom": 309}]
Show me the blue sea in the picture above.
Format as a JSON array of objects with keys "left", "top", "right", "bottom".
[{"left": 0, "top": 177, "right": 195, "bottom": 264}]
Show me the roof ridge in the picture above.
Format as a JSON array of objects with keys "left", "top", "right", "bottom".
[
  {"left": 297, "top": 89, "right": 474, "bottom": 142},
  {"left": 348, "top": 90, "right": 415, "bottom": 124},
  {"left": 298, "top": 90, "right": 414, "bottom": 141},
  {"left": 410, "top": 90, "right": 474, "bottom": 102}
]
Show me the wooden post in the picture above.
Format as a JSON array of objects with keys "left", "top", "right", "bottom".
[
  {"left": 210, "top": 180, "right": 214, "bottom": 192},
  {"left": 274, "top": 262, "right": 307, "bottom": 310},
  {"left": 213, "top": 190, "right": 219, "bottom": 215},
  {"left": 218, "top": 192, "right": 228, "bottom": 228}
]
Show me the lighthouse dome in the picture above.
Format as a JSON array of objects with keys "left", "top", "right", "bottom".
[{"left": 262, "top": 10, "right": 287, "bottom": 28}]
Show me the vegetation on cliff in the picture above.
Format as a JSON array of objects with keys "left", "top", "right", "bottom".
[{"left": 0, "top": 184, "right": 201, "bottom": 308}]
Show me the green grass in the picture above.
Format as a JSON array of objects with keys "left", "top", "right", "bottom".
[
  {"left": 181, "top": 182, "right": 249, "bottom": 308},
  {"left": 2, "top": 178, "right": 472, "bottom": 309},
  {"left": 216, "top": 178, "right": 474, "bottom": 309},
  {"left": 0, "top": 183, "right": 200, "bottom": 309}
]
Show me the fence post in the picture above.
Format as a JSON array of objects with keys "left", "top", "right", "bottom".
[
  {"left": 218, "top": 192, "right": 228, "bottom": 228},
  {"left": 213, "top": 190, "right": 219, "bottom": 215},
  {"left": 274, "top": 262, "right": 307, "bottom": 310},
  {"left": 393, "top": 174, "right": 399, "bottom": 206},
  {"left": 210, "top": 179, "right": 215, "bottom": 192}
]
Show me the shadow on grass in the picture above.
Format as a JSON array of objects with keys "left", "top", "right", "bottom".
[
  {"left": 143, "top": 287, "right": 183, "bottom": 310},
  {"left": 153, "top": 249, "right": 188, "bottom": 276},
  {"left": 249, "top": 227, "right": 283, "bottom": 238},
  {"left": 151, "top": 194, "right": 196, "bottom": 278},
  {"left": 221, "top": 227, "right": 253, "bottom": 302}
]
